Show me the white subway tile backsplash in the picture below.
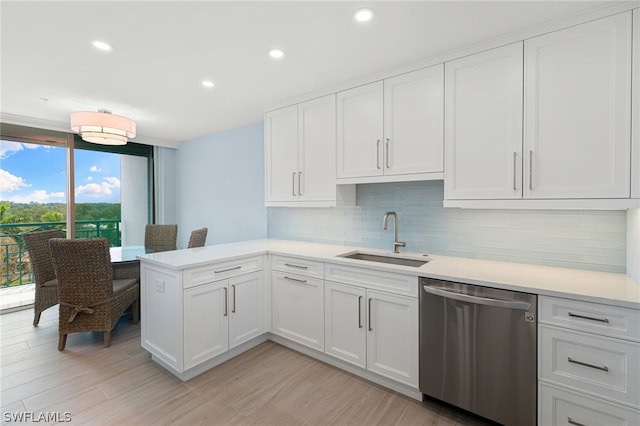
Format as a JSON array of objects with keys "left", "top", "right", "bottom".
[{"left": 267, "top": 181, "right": 627, "bottom": 273}]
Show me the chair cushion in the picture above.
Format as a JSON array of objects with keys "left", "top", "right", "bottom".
[
  {"left": 113, "top": 278, "right": 138, "bottom": 294},
  {"left": 42, "top": 278, "right": 58, "bottom": 287}
]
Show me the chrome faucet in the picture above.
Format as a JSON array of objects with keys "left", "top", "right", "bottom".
[{"left": 383, "top": 211, "right": 406, "bottom": 253}]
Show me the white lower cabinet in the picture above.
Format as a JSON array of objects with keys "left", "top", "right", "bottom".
[
  {"left": 324, "top": 281, "right": 419, "bottom": 388},
  {"left": 538, "top": 296, "right": 640, "bottom": 425},
  {"left": 366, "top": 289, "right": 418, "bottom": 386},
  {"left": 324, "top": 282, "right": 367, "bottom": 368},
  {"left": 540, "top": 383, "right": 640, "bottom": 426},
  {"left": 184, "top": 271, "right": 265, "bottom": 370},
  {"left": 184, "top": 280, "right": 228, "bottom": 369},
  {"left": 271, "top": 270, "right": 324, "bottom": 351},
  {"left": 141, "top": 257, "right": 265, "bottom": 379}
]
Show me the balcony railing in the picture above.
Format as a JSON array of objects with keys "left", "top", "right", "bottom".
[{"left": 0, "top": 220, "right": 121, "bottom": 288}]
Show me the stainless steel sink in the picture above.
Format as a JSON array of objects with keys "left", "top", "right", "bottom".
[{"left": 337, "top": 251, "right": 429, "bottom": 267}]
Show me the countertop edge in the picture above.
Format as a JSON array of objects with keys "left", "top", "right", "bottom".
[{"left": 137, "top": 239, "right": 640, "bottom": 310}]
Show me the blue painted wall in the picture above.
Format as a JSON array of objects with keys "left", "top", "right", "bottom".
[{"left": 176, "top": 122, "right": 267, "bottom": 248}]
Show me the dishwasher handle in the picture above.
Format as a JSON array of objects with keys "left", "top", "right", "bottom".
[{"left": 422, "top": 285, "right": 531, "bottom": 310}]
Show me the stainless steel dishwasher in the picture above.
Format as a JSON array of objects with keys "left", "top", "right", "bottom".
[{"left": 419, "top": 277, "right": 537, "bottom": 426}]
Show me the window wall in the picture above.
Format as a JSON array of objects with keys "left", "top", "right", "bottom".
[{"left": 0, "top": 123, "right": 153, "bottom": 289}]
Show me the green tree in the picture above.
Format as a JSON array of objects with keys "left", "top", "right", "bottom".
[{"left": 41, "top": 211, "right": 64, "bottom": 222}]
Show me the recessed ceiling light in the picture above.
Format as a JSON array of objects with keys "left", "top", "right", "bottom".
[
  {"left": 92, "top": 40, "right": 113, "bottom": 51},
  {"left": 269, "top": 49, "right": 284, "bottom": 59},
  {"left": 202, "top": 80, "right": 215, "bottom": 88},
  {"left": 354, "top": 8, "right": 374, "bottom": 22}
]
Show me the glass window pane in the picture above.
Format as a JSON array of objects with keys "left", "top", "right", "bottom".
[
  {"left": 73, "top": 149, "right": 148, "bottom": 247},
  {"left": 73, "top": 149, "right": 122, "bottom": 245},
  {"left": 0, "top": 139, "right": 67, "bottom": 288}
]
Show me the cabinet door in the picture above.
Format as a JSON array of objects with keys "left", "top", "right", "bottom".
[
  {"left": 298, "top": 94, "right": 337, "bottom": 201},
  {"left": 337, "top": 81, "right": 384, "bottom": 178},
  {"left": 265, "top": 105, "right": 298, "bottom": 202},
  {"left": 524, "top": 13, "right": 632, "bottom": 199},
  {"left": 384, "top": 65, "right": 443, "bottom": 176},
  {"left": 271, "top": 271, "right": 324, "bottom": 351},
  {"left": 228, "top": 272, "right": 264, "bottom": 349},
  {"left": 445, "top": 42, "right": 524, "bottom": 200},
  {"left": 366, "top": 290, "right": 418, "bottom": 387},
  {"left": 183, "top": 281, "right": 229, "bottom": 370},
  {"left": 324, "top": 282, "right": 366, "bottom": 368}
]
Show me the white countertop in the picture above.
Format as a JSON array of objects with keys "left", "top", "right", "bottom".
[{"left": 138, "top": 239, "right": 640, "bottom": 309}]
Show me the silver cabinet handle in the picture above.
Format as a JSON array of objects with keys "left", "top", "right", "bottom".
[
  {"left": 223, "top": 287, "right": 228, "bottom": 317},
  {"left": 568, "top": 417, "right": 588, "bottom": 426},
  {"left": 376, "top": 140, "right": 381, "bottom": 169},
  {"left": 292, "top": 172, "right": 296, "bottom": 196},
  {"left": 528, "top": 150, "right": 533, "bottom": 191},
  {"left": 423, "top": 285, "right": 532, "bottom": 310},
  {"left": 358, "top": 295, "right": 363, "bottom": 329},
  {"left": 231, "top": 284, "right": 236, "bottom": 313},
  {"left": 284, "top": 263, "right": 308, "bottom": 269},
  {"left": 513, "top": 152, "right": 517, "bottom": 190},
  {"left": 298, "top": 171, "right": 302, "bottom": 196},
  {"left": 567, "top": 357, "right": 609, "bottom": 372},
  {"left": 284, "top": 276, "right": 307, "bottom": 283},
  {"left": 385, "top": 138, "right": 390, "bottom": 169},
  {"left": 568, "top": 312, "right": 609, "bottom": 324},
  {"left": 215, "top": 265, "right": 241, "bottom": 274},
  {"left": 368, "top": 298, "right": 373, "bottom": 331}
]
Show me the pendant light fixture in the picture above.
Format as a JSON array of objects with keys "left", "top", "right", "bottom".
[{"left": 70, "top": 110, "right": 136, "bottom": 145}]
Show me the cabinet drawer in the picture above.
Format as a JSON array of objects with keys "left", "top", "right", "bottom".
[
  {"left": 540, "top": 382, "right": 640, "bottom": 426},
  {"left": 539, "top": 325, "right": 640, "bottom": 408},
  {"left": 540, "top": 296, "right": 640, "bottom": 342},
  {"left": 324, "top": 262, "right": 418, "bottom": 297},
  {"left": 183, "top": 256, "right": 263, "bottom": 289},
  {"left": 270, "top": 255, "right": 324, "bottom": 279}
]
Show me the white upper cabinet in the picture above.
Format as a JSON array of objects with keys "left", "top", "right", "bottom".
[
  {"left": 384, "top": 67, "right": 444, "bottom": 176},
  {"left": 297, "top": 95, "right": 338, "bottom": 202},
  {"left": 337, "top": 65, "right": 444, "bottom": 184},
  {"left": 524, "top": 12, "right": 632, "bottom": 199},
  {"left": 265, "top": 95, "right": 355, "bottom": 207},
  {"left": 445, "top": 42, "right": 524, "bottom": 200},
  {"left": 337, "top": 81, "right": 384, "bottom": 179},
  {"left": 265, "top": 105, "right": 298, "bottom": 203},
  {"left": 445, "top": 11, "right": 636, "bottom": 208}
]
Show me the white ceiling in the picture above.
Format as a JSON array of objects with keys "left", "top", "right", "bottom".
[{"left": 0, "top": 1, "right": 622, "bottom": 148}]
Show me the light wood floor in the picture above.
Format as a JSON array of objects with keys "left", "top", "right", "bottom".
[{"left": 1, "top": 308, "right": 491, "bottom": 425}]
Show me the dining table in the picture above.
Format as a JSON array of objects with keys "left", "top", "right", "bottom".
[{"left": 110, "top": 245, "right": 146, "bottom": 280}]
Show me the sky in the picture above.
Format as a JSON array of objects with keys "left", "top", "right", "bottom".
[{"left": 0, "top": 140, "right": 121, "bottom": 204}]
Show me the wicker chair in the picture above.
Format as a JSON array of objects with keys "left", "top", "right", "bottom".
[
  {"left": 144, "top": 224, "right": 177, "bottom": 253},
  {"left": 23, "top": 229, "right": 63, "bottom": 326},
  {"left": 49, "top": 238, "right": 139, "bottom": 351},
  {"left": 187, "top": 227, "right": 208, "bottom": 248}
]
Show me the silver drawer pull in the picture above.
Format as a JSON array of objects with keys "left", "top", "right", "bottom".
[
  {"left": 568, "top": 417, "right": 588, "bottom": 426},
  {"left": 568, "top": 312, "right": 609, "bottom": 324},
  {"left": 284, "top": 263, "right": 308, "bottom": 270},
  {"left": 284, "top": 276, "right": 307, "bottom": 283},
  {"left": 568, "top": 357, "right": 609, "bottom": 372},
  {"left": 215, "top": 265, "right": 242, "bottom": 274}
]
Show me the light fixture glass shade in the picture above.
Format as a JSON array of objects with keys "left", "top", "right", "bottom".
[{"left": 70, "top": 111, "right": 136, "bottom": 145}]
